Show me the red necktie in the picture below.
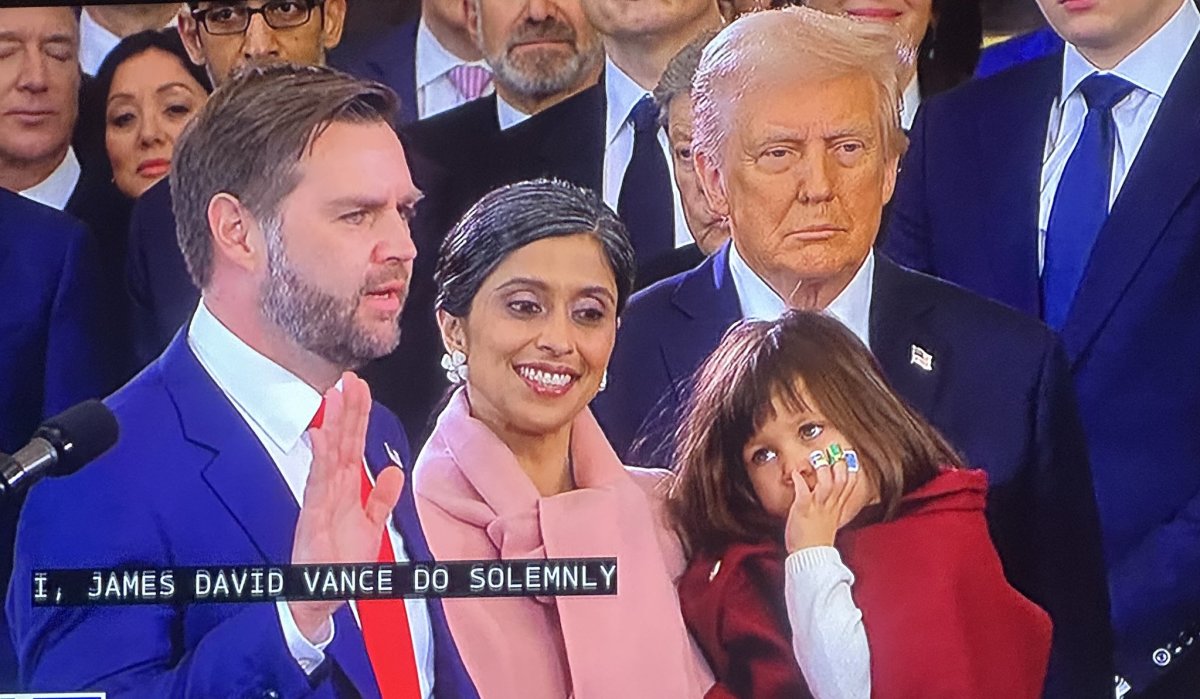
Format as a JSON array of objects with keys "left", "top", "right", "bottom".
[{"left": 310, "top": 400, "right": 422, "bottom": 698}]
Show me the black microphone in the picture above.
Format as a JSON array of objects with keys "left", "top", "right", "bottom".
[{"left": 0, "top": 400, "right": 119, "bottom": 500}]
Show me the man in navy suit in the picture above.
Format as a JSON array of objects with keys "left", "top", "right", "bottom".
[
  {"left": 330, "top": 0, "right": 491, "bottom": 125},
  {"left": 883, "top": 0, "right": 1200, "bottom": 694},
  {"left": 126, "top": 0, "right": 349, "bottom": 369},
  {"left": 593, "top": 9, "right": 1113, "bottom": 697},
  {"left": 8, "top": 64, "right": 477, "bottom": 698},
  {"left": 0, "top": 189, "right": 111, "bottom": 689}
]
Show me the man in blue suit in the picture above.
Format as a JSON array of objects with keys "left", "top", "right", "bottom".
[
  {"left": 883, "top": 0, "right": 1200, "bottom": 694},
  {"left": 0, "top": 189, "right": 111, "bottom": 689},
  {"left": 8, "top": 64, "right": 478, "bottom": 698},
  {"left": 593, "top": 8, "right": 1113, "bottom": 697}
]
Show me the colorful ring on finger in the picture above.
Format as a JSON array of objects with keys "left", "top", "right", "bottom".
[
  {"left": 844, "top": 450, "right": 860, "bottom": 473},
  {"left": 808, "top": 450, "right": 830, "bottom": 468},
  {"left": 826, "top": 443, "right": 845, "bottom": 462}
]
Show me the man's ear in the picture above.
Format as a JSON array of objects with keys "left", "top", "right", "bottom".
[
  {"left": 881, "top": 152, "right": 899, "bottom": 207},
  {"left": 207, "top": 193, "right": 262, "bottom": 274},
  {"left": 465, "top": 0, "right": 482, "bottom": 50},
  {"left": 436, "top": 309, "right": 468, "bottom": 354},
  {"left": 321, "top": 0, "right": 348, "bottom": 51},
  {"left": 176, "top": 9, "right": 208, "bottom": 68},
  {"left": 695, "top": 149, "right": 731, "bottom": 219}
]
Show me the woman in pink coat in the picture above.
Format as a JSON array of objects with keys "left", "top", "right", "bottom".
[{"left": 412, "top": 179, "right": 714, "bottom": 699}]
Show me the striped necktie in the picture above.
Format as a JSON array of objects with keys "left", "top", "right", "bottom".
[{"left": 447, "top": 64, "right": 492, "bottom": 101}]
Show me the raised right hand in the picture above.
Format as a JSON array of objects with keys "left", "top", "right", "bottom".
[{"left": 288, "top": 373, "right": 404, "bottom": 642}]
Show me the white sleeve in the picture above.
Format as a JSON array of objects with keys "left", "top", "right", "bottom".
[
  {"left": 276, "top": 600, "right": 335, "bottom": 676},
  {"left": 784, "top": 546, "right": 871, "bottom": 699}
]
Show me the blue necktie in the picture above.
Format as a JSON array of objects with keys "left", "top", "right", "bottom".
[
  {"left": 1042, "top": 74, "right": 1135, "bottom": 329},
  {"left": 618, "top": 96, "right": 674, "bottom": 264}
]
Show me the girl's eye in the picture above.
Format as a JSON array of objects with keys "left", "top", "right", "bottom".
[
  {"left": 800, "top": 422, "right": 823, "bottom": 440},
  {"left": 750, "top": 448, "right": 777, "bottom": 465}
]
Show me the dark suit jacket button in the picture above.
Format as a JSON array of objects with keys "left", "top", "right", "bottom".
[
  {"left": 1152, "top": 647, "right": 1172, "bottom": 667},
  {"left": 260, "top": 690, "right": 280, "bottom": 699}
]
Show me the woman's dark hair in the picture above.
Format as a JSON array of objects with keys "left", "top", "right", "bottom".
[
  {"left": 435, "top": 179, "right": 636, "bottom": 317},
  {"left": 78, "top": 29, "right": 213, "bottom": 197},
  {"left": 919, "top": 0, "right": 982, "bottom": 97},
  {"left": 668, "top": 310, "right": 964, "bottom": 557}
]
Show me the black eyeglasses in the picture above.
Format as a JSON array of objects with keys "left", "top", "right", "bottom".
[{"left": 191, "top": 0, "right": 324, "bottom": 36}]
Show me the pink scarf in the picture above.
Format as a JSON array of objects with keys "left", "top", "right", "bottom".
[{"left": 413, "top": 389, "right": 713, "bottom": 699}]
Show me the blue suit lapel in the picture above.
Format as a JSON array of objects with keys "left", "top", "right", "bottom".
[
  {"left": 161, "top": 333, "right": 390, "bottom": 698},
  {"left": 160, "top": 332, "right": 299, "bottom": 566},
  {"left": 1061, "top": 40, "right": 1200, "bottom": 365},
  {"left": 978, "top": 55, "right": 1060, "bottom": 316},
  {"left": 663, "top": 243, "right": 744, "bottom": 393}
]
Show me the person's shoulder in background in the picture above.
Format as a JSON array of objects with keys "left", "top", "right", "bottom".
[{"left": 975, "top": 27, "right": 1063, "bottom": 79}]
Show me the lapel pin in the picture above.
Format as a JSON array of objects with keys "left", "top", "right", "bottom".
[
  {"left": 384, "top": 441, "right": 405, "bottom": 468},
  {"left": 910, "top": 344, "right": 934, "bottom": 372}
]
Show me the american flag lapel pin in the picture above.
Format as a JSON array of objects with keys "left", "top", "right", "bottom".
[{"left": 910, "top": 344, "right": 934, "bottom": 372}]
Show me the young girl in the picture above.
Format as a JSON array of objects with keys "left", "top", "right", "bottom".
[{"left": 669, "top": 310, "right": 1052, "bottom": 699}]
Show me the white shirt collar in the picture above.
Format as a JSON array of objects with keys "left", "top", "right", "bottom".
[
  {"left": 496, "top": 93, "right": 531, "bottom": 131},
  {"left": 79, "top": 8, "right": 122, "bottom": 76},
  {"left": 728, "top": 242, "right": 875, "bottom": 346},
  {"left": 186, "top": 301, "right": 323, "bottom": 454},
  {"left": 604, "top": 58, "right": 650, "bottom": 147},
  {"left": 900, "top": 74, "right": 921, "bottom": 131},
  {"left": 1062, "top": 0, "right": 1199, "bottom": 101},
  {"left": 415, "top": 17, "right": 488, "bottom": 89},
  {"left": 19, "top": 147, "right": 80, "bottom": 211}
]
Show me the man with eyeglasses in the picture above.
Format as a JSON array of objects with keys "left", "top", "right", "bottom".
[{"left": 125, "top": 0, "right": 347, "bottom": 372}]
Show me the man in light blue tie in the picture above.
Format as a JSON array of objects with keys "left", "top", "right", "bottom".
[{"left": 883, "top": 0, "right": 1200, "bottom": 695}]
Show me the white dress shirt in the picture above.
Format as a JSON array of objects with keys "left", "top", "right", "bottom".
[
  {"left": 79, "top": 8, "right": 121, "bottom": 76},
  {"left": 496, "top": 93, "right": 531, "bottom": 131},
  {"left": 415, "top": 18, "right": 493, "bottom": 120},
  {"left": 728, "top": 242, "right": 875, "bottom": 347},
  {"left": 900, "top": 74, "right": 921, "bottom": 132},
  {"left": 603, "top": 58, "right": 691, "bottom": 249},
  {"left": 1037, "top": 0, "right": 1199, "bottom": 269},
  {"left": 19, "top": 147, "right": 80, "bottom": 211},
  {"left": 186, "top": 302, "right": 436, "bottom": 698}
]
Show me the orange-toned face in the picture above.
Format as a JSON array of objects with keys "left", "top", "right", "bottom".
[{"left": 698, "top": 71, "right": 897, "bottom": 297}]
